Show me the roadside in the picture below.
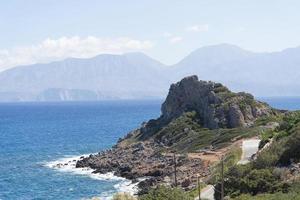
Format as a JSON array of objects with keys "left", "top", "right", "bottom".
[{"left": 194, "top": 137, "right": 261, "bottom": 200}]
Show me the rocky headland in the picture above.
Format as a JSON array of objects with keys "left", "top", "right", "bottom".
[{"left": 75, "top": 75, "right": 279, "bottom": 194}]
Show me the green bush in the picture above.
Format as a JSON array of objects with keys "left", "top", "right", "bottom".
[
  {"left": 221, "top": 168, "right": 288, "bottom": 199},
  {"left": 254, "top": 117, "right": 300, "bottom": 167},
  {"left": 277, "top": 111, "right": 300, "bottom": 132},
  {"left": 213, "top": 85, "right": 229, "bottom": 93},
  {"left": 255, "top": 115, "right": 281, "bottom": 126},
  {"left": 209, "top": 146, "right": 242, "bottom": 184},
  {"left": 245, "top": 169, "right": 288, "bottom": 194},
  {"left": 233, "top": 192, "right": 300, "bottom": 200},
  {"left": 254, "top": 143, "right": 283, "bottom": 169},
  {"left": 259, "top": 130, "right": 275, "bottom": 149},
  {"left": 139, "top": 186, "right": 192, "bottom": 200},
  {"left": 278, "top": 125, "right": 300, "bottom": 165},
  {"left": 273, "top": 130, "right": 289, "bottom": 140},
  {"left": 255, "top": 113, "right": 300, "bottom": 168},
  {"left": 214, "top": 111, "right": 300, "bottom": 199},
  {"left": 113, "top": 193, "right": 137, "bottom": 200}
]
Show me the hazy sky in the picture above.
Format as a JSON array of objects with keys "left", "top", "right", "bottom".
[{"left": 1, "top": 0, "right": 300, "bottom": 71}]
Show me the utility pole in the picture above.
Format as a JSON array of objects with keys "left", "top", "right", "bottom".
[
  {"left": 173, "top": 153, "right": 177, "bottom": 187},
  {"left": 197, "top": 176, "right": 201, "bottom": 200},
  {"left": 221, "top": 155, "right": 224, "bottom": 200}
]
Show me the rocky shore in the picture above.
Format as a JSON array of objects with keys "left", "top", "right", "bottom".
[
  {"left": 75, "top": 75, "right": 277, "bottom": 194},
  {"left": 76, "top": 140, "right": 209, "bottom": 194}
]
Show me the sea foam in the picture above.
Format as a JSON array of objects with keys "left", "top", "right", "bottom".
[{"left": 44, "top": 154, "right": 139, "bottom": 199}]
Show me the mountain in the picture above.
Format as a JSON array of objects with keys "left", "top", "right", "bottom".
[
  {"left": 172, "top": 44, "right": 300, "bottom": 96},
  {"left": 0, "top": 52, "right": 169, "bottom": 101},
  {"left": 36, "top": 88, "right": 117, "bottom": 101},
  {"left": 1, "top": 44, "right": 300, "bottom": 101},
  {"left": 171, "top": 44, "right": 256, "bottom": 80}
]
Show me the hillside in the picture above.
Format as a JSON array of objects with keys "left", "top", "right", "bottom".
[
  {"left": 214, "top": 110, "right": 300, "bottom": 200},
  {"left": 71, "top": 76, "right": 282, "bottom": 196}
]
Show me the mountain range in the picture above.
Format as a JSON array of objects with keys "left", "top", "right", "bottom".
[{"left": 0, "top": 44, "right": 300, "bottom": 101}]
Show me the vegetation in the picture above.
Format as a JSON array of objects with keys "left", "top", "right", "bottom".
[
  {"left": 216, "top": 111, "right": 300, "bottom": 199},
  {"left": 213, "top": 84, "right": 230, "bottom": 94},
  {"left": 186, "top": 182, "right": 207, "bottom": 198},
  {"left": 139, "top": 186, "right": 193, "bottom": 200},
  {"left": 233, "top": 182, "right": 300, "bottom": 199},
  {"left": 209, "top": 145, "right": 242, "bottom": 184},
  {"left": 214, "top": 165, "right": 290, "bottom": 199},
  {"left": 255, "top": 115, "right": 282, "bottom": 126},
  {"left": 233, "top": 193, "right": 300, "bottom": 200},
  {"left": 150, "top": 111, "right": 265, "bottom": 153},
  {"left": 254, "top": 111, "right": 300, "bottom": 168},
  {"left": 118, "top": 101, "right": 300, "bottom": 200},
  {"left": 113, "top": 193, "right": 137, "bottom": 200}
]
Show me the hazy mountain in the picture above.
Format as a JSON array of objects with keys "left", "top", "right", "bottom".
[
  {"left": 0, "top": 52, "right": 170, "bottom": 101},
  {"left": 0, "top": 44, "right": 300, "bottom": 101},
  {"left": 36, "top": 88, "right": 115, "bottom": 101},
  {"left": 172, "top": 44, "right": 300, "bottom": 96},
  {"left": 171, "top": 44, "right": 256, "bottom": 80}
]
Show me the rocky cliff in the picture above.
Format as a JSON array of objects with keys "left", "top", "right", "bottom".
[{"left": 138, "top": 75, "right": 274, "bottom": 140}]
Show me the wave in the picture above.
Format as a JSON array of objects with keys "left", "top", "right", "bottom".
[{"left": 44, "top": 154, "right": 139, "bottom": 200}]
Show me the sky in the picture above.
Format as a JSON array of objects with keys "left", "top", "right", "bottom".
[{"left": 1, "top": 0, "right": 300, "bottom": 71}]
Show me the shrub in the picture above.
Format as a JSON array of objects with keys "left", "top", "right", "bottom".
[
  {"left": 209, "top": 145, "right": 242, "bottom": 184},
  {"left": 259, "top": 130, "right": 275, "bottom": 149},
  {"left": 214, "top": 167, "right": 289, "bottom": 199},
  {"left": 213, "top": 85, "right": 229, "bottom": 93},
  {"left": 245, "top": 169, "right": 286, "bottom": 195},
  {"left": 233, "top": 192, "right": 300, "bottom": 200},
  {"left": 139, "top": 186, "right": 192, "bottom": 200},
  {"left": 278, "top": 126, "right": 300, "bottom": 165},
  {"left": 113, "top": 193, "right": 137, "bottom": 200}
]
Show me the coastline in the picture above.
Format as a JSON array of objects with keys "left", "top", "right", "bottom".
[
  {"left": 44, "top": 154, "right": 140, "bottom": 199},
  {"left": 57, "top": 76, "right": 278, "bottom": 197}
]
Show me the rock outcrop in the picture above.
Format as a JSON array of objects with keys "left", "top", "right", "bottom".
[{"left": 139, "top": 75, "right": 273, "bottom": 140}]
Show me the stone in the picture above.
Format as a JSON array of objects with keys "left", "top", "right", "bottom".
[{"left": 181, "top": 178, "right": 191, "bottom": 188}]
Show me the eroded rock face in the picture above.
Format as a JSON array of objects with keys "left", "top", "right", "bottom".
[
  {"left": 164, "top": 76, "right": 274, "bottom": 128},
  {"left": 161, "top": 76, "right": 221, "bottom": 129},
  {"left": 228, "top": 105, "right": 245, "bottom": 128},
  {"left": 140, "top": 75, "right": 273, "bottom": 139}
]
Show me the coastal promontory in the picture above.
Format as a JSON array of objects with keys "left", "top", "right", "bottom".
[{"left": 76, "top": 75, "right": 279, "bottom": 195}]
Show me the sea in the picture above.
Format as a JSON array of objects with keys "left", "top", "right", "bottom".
[{"left": 0, "top": 97, "right": 299, "bottom": 200}]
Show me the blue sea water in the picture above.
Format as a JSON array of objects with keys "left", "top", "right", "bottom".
[
  {"left": 0, "top": 101, "right": 161, "bottom": 200},
  {"left": 258, "top": 97, "right": 300, "bottom": 111},
  {"left": 0, "top": 98, "right": 300, "bottom": 200}
]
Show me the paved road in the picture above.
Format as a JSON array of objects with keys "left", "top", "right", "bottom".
[
  {"left": 195, "top": 185, "right": 215, "bottom": 200},
  {"left": 195, "top": 138, "right": 261, "bottom": 200},
  {"left": 237, "top": 139, "right": 260, "bottom": 165}
]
